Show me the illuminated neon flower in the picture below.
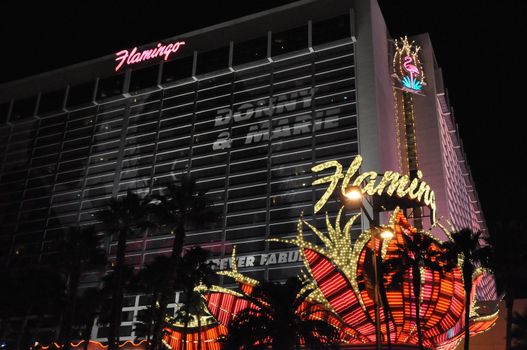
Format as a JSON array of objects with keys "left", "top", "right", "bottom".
[
  {"left": 272, "top": 208, "right": 498, "bottom": 349},
  {"left": 179, "top": 249, "right": 359, "bottom": 349},
  {"left": 165, "top": 208, "right": 497, "bottom": 350}
]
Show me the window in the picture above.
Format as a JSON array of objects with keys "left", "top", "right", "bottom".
[
  {"left": 139, "top": 295, "right": 153, "bottom": 306},
  {"left": 230, "top": 157, "right": 269, "bottom": 173},
  {"left": 315, "top": 66, "right": 354, "bottom": 85},
  {"left": 243, "top": 270, "right": 265, "bottom": 281},
  {"left": 229, "top": 170, "right": 267, "bottom": 186},
  {"left": 236, "top": 240, "right": 266, "bottom": 254},
  {"left": 0, "top": 101, "right": 10, "bottom": 124},
  {"left": 38, "top": 89, "right": 66, "bottom": 115},
  {"left": 11, "top": 96, "right": 36, "bottom": 122},
  {"left": 314, "top": 43, "right": 354, "bottom": 61},
  {"left": 269, "top": 221, "right": 298, "bottom": 237},
  {"left": 270, "top": 149, "right": 311, "bottom": 166},
  {"left": 196, "top": 94, "right": 231, "bottom": 112},
  {"left": 271, "top": 25, "right": 308, "bottom": 57},
  {"left": 228, "top": 184, "right": 267, "bottom": 200},
  {"left": 196, "top": 46, "right": 230, "bottom": 76},
  {"left": 67, "top": 81, "right": 95, "bottom": 108},
  {"left": 228, "top": 198, "right": 266, "bottom": 213},
  {"left": 315, "top": 141, "right": 357, "bottom": 159},
  {"left": 233, "top": 37, "right": 268, "bottom": 66},
  {"left": 270, "top": 204, "right": 311, "bottom": 221},
  {"left": 130, "top": 99, "right": 162, "bottom": 118},
  {"left": 130, "top": 65, "right": 159, "bottom": 93},
  {"left": 314, "top": 55, "right": 354, "bottom": 75},
  {"left": 186, "top": 231, "right": 222, "bottom": 244},
  {"left": 270, "top": 177, "right": 311, "bottom": 195},
  {"left": 197, "top": 82, "right": 232, "bottom": 100},
  {"left": 97, "top": 74, "right": 124, "bottom": 100},
  {"left": 162, "top": 55, "right": 194, "bottom": 84},
  {"left": 119, "top": 326, "right": 133, "bottom": 337},
  {"left": 226, "top": 225, "right": 266, "bottom": 240},
  {"left": 164, "top": 81, "right": 196, "bottom": 99},
  {"left": 312, "top": 14, "right": 351, "bottom": 46},
  {"left": 269, "top": 266, "right": 299, "bottom": 281}
]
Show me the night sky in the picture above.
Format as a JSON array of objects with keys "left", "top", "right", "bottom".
[{"left": 0, "top": 1, "right": 524, "bottom": 227}]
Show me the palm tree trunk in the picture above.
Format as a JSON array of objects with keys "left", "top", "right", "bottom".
[
  {"left": 464, "top": 277, "right": 472, "bottom": 350},
  {"left": 197, "top": 311, "right": 201, "bottom": 350},
  {"left": 463, "top": 286, "right": 471, "bottom": 350},
  {"left": 151, "top": 277, "right": 178, "bottom": 350},
  {"left": 152, "top": 224, "right": 185, "bottom": 350},
  {"left": 412, "top": 265, "right": 424, "bottom": 350},
  {"left": 380, "top": 285, "right": 393, "bottom": 350},
  {"left": 108, "top": 230, "right": 127, "bottom": 350},
  {"left": 146, "top": 291, "right": 159, "bottom": 350},
  {"left": 463, "top": 264, "right": 473, "bottom": 350},
  {"left": 179, "top": 305, "right": 189, "bottom": 350},
  {"left": 16, "top": 305, "right": 32, "bottom": 350},
  {"left": 505, "top": 292, "right": 514, "bottom": 350},
  {"left": 82, "top": 316, "right": 95, "bottom": 350},
  {"left": 378, "top": 260, "right": 393, "bottom": 350},
  {"left": 61, "top": 264, "right": 81, "bottom": 350}
]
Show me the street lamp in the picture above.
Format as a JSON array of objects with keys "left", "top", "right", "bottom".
[{"left": 344, "top": 185, "right": 393, "bottom": 350}]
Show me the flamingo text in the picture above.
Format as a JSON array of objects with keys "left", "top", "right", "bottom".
[
  {"left": 311, "top": 155, "right": 436, "bottom": 221},
  {"left": 114, "top": 41, "right": 186, "bottom": 72}
]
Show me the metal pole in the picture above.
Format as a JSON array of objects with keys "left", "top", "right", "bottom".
[
  {"left": 346, "top": 191, "right": 383, "bottom": 350},
  {"left": 371, "top": 232, "right": 382, "bottom": 350}
]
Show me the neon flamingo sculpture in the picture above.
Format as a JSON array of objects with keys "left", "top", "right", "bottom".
[{"left": 403, "top": 55, "right": 420, "bottom": 90}]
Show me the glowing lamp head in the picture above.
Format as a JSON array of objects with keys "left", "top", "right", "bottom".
[
  {"left": 379, "top": 228, "right": 394, "bottom": 240},
  {"left": 345, "top": 186, "right": 363, "bottom": 202}
]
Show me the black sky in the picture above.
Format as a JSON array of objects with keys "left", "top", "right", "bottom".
[{"left": 0, "top": 0, "right": 525, "bottom": 226}]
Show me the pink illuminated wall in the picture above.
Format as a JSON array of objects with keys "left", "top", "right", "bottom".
[{"left": 437, "top": 103, "right": 482, "bottom": 232}]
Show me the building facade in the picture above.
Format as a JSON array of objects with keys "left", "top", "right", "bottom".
[{"left": 0, "top": 0, "right": 491, "bottom": 343}]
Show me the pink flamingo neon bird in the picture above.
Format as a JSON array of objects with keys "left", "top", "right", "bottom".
[{"left": 403, "top": 55, "right": 419, "bottom": 88}]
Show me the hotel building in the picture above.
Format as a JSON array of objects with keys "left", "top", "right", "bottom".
[{"left": 0, "top": 0, "right": 492, "bottom": 342}]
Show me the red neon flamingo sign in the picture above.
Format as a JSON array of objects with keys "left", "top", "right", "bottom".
[{"left": 114, "top": 41, "right": 186, "bottom": 72}]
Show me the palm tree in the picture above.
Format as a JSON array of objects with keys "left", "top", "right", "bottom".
[
  {"left": 383, "top": 231, "right": 456, "bottom": 350},
  {"left": 222, "top": 276, "right": 340, "bottom": 350},
  {"left": 368, "top": 249, "right": 394, "bottom": 350},
  {"left": 58, "top": 225, "right": 106, "bottom": 350},
  {"left": 72, "top": 288, "right": 106, "bottom": 350},
  {"left": 444, "top": 229, "right": 492, "bottom": 350},
  {"left": 97, "top": 267, "right": 135, "bottom": 348},
  {"left": 129, "top": 256, "right": 172, "bottom": 346},
  {"left": 97, "top": 190, "right": 152, "bottom": 350},
  {"left": 150, "top": 176, "right": 219, "bottom": 350},
  {"left": 487, "top": 221, "right": 527, "bottom": 350},
  {"left": 11, "top": 268, "right": 65, "bottom": 350},
  {"left": 175, "top": 247, "right": 215, "bottom": 350}
]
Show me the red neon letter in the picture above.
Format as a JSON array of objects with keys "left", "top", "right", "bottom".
[{"left": 115, "top": 50, "right": 129, "bottom": 71}]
